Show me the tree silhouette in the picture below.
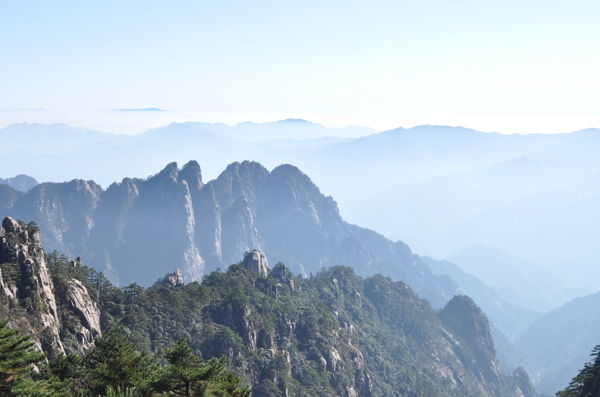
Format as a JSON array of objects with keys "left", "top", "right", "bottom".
[{"left": 558, "top": 345, "right": 600, "bottom": 397}]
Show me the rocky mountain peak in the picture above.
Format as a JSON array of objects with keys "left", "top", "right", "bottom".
[
  {"left": 0, "top": 174, "right": 38, "bottom": 192},
  {"left": 65, "top": 278, "right": 102, "bottom": 349},
  {"left": 180, "top": 160, "right": 204, "bottom": 191},
  {"left": 1, "top": 160, "right": 461, "bottom": 309},
  {"left": 211, "top": 161, "right": 269, "bottom": 210},
  {"left": 242, "top": 250, "right": 268, "bottom": 276},
  {"left": 439, "top": 295, "right": 502, "bottom": 387},
  {"left": 154, "top": 161, "right": 180, "bottom": 186}
]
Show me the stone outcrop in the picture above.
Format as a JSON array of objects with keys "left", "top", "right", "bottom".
[
  {"left": 154, "top": 269, "right": 185, "bottom": 287},
  {"left": 269, "top": 262, "right": 295, "bottom": 291},
  {"left": 242, "top": 250, "right": 268, "bottom": 276},
  {"left": 66, "top": 279, "right": 102, "bottom": 349}
]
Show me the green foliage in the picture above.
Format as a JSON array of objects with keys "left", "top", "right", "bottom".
[
  {"left": 0, "top": 319, "right": 49, "bottom": 396},
  {"left": 0, "top": 221, "right": 530, "bottom": 397},
  {"left": 81, "top": 326, "right": 157, "bottom": 396},
  {"left": 557, "top": 345, "right": 600, "bottom": 397},
  {"left": 155, "top": 338, "right": 250, "bottom": 396},
  {"left": 103, "top": 385, "right": 141, "bottom": 397},
  {"left": 44, "top": 327, "right": 248, "bottom": 396},
  {"left": 82, "top": 262, "right": 514, "bottom": 396}
]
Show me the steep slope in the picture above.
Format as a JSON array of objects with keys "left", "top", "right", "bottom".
[
  {"left": 0, "top": 161, "right": 544, "bottom": 381},
  {"left": 439, "top": 296, "right": 502, "bottom": 393},
  {"left": 424, "top": 257, "right": 542, "bottom": 379},
  {"left": 0, "top": 217, "right": 100, "bottom": 357},
  {"left": 424, "top": 256, "right": 541, "bottom": 339},
  {"left": 515, "top": 291, "right": 600, "bottom": 395},
  {"left": 0, "top": 184, "right": 23, "bottom": 216},
  {"left": 87, "top": 161, "right": 204, "bottom": 285},
  {"left": 9, "top": 179, "right": 103, "bottom": 260}
]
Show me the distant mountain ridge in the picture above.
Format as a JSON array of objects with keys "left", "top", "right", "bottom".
[
  {"left": 0, "top": 120, "right": 362, "bottom": 186},
  {"left": 515, "top": 291, "right": 600, "bottom": 395},
  {"left": 0, "top": 174, "right": 38, "bottom": 192},
  {"left": 445, "top": 245, "right": 575, "bottom": 312}
]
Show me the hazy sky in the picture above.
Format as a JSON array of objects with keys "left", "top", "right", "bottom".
[{"left": 1, "top": 0, "right": 599, "bottom": 133}]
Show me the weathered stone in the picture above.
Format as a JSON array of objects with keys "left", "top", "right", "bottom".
[
  {"left": 242, "top": 249, "right": 268, "bottom": 276},
  {"left": 66, "top": 279, "right": 102, "bottom": 349},
  {"left": 154, "top": 269, "right": 185, "bottom": 287},
  {"left": 2, "top": 216, "right": 21, "bottom": 233},
  {"left": 0, "top": 216, "right": 65, "bottom": 354}
]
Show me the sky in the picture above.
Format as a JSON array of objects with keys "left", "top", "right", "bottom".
[{"left": 1, "top": 0, "right": 599, "bottom": 134}]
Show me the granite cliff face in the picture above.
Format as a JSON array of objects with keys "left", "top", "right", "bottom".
[
  {"left": 0, "top": 216, "right": 63, "bottom": 353},
  {"left": 0, "top": 216, "right": 100, "bottom": 355},
  {"left": 0, "top": 161, "right": 456, "bottom": 308},
  {"left": 86, "top": 161, "right": 204, "bottom": 285},
  {"left": 64, "top": 277, "right": 101, "bottom": 349}
]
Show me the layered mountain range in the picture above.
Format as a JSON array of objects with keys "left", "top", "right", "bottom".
[
  {"left": 2, "top": 121, "right": 600, "bottom": 305},
  {"left": 1, "top": 155, "right": 596, "bottom": 395},
  {"left": 0, "top": 160, "right": 456, "bottom": 306}
]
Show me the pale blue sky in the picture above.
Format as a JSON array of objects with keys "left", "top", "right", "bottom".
[{"left": 1, "top": 0, "right": 599, "bottom": 132}]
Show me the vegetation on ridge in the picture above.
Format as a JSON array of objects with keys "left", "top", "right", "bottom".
[{"left": 0, "top": 217, "right": 538, "bottom": 396}]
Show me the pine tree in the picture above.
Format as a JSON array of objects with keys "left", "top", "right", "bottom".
[
  {"left": 82, "top": 326, "right": 157, "bottom": 396},
  {"left": 156, "top": 338, "right": 250, "bottom": 397},
  {"left": 558, "top": 345, "right": 600, "bottom": 397},
  {"left": 0, "top": 319, "right": 48, "bottom": 396}
]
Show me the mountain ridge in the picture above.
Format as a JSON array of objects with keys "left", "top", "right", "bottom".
[{"left": 0, "top": 218, "right": 538, "bottom": 396}]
